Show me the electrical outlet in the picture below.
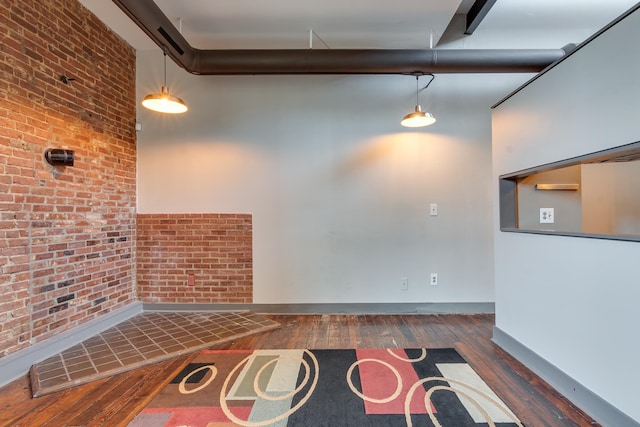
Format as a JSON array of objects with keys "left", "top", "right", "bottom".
[
  {"left": 430, "top": 273, "right": 438, "bottom": 286},
  {"left": 400, "top": 277, "right": 409, "bottom": 290},
  {"left": 540, "top": 207, "right": 554, "bottom": 224}
]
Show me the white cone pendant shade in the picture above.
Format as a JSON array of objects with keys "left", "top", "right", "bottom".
[
  {"left": 401, "top": 105, "right": 436, "bottom": 127},
  {"left": 142, "top": 86, "right": 188, "bottom": 114},
  {"left": 143, "top": 52, "right": 188, "bottom": 114},
  {"left": 401, "top": 74, "right": 435, "bottom": 128}
]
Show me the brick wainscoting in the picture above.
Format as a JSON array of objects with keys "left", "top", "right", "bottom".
[{"left": 136, "top": 214, "right": 253, "bottom": 303}]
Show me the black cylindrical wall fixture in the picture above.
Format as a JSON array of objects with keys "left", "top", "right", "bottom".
[{"left": 44, "top": 149, "right": 75, "bottom": 166}]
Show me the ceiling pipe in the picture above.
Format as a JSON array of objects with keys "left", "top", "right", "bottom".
[
  {"left": 190, "top": 48, "right": 573, "bottom": 75},
  {"left": 113, "top": 0, "right": 575, "bottom": 75}
]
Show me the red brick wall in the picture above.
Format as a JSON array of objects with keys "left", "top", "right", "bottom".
[
  {"left": 137, "top": 214, "right": 253, "bottom": 303},
  {"left": 0, "top": 0, "right": 137, "bottom": 357}
]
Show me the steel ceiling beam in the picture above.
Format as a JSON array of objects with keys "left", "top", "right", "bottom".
[{"left": 465, "top": 0, "right": 498, "bottom": 35}]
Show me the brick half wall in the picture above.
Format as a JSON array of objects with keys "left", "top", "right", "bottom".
[{"left": 136, "top": 214, "right": 253, "bottom": 303}]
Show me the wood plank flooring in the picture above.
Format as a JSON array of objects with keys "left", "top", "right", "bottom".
[{"left": 0, "top": 314, "right": 599, "bottom": 426}]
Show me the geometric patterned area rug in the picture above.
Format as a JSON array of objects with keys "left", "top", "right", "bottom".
[{"left": 128, "top": 348, "right": 524, "bottom": 426}]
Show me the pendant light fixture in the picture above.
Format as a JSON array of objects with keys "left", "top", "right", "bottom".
[
  {"left": 142, "top": 51, "right": 188, "bottom": 114},
  {"left": 401, "top": 73, "right": 436, "bottom": 128}
]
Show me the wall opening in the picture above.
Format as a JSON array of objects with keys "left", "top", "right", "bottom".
[{"left": 499, "top": 141, "right": 640, "bottom": 242}]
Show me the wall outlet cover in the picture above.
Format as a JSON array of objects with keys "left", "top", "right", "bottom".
[
  {"left": 430, "top": 273, "right": 438, "bottom": 286},
  {"left": 540, "top": 207, "right": 554, "bottom": 224}
]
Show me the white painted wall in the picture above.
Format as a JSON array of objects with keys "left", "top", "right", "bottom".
[
  {"left": 133, "top": 0, "right": 635, "bottom": 308},
  {"left": 492, "top": 7, "right": 640, "bottom": 423},
  {"left": 136, "top": 50, "right": 532, "bottom": 304}
]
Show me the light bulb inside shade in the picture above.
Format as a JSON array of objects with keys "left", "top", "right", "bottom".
[
  {"left": 142, "top": 87, "right": 188, "bottom": 114},
  {"left": 401, "top": 105, "right": 436, "bottom": 128}
]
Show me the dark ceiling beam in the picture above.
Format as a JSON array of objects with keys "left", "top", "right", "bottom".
[{"left": 465, "top": 0, "right": 497, "bottom": 35}]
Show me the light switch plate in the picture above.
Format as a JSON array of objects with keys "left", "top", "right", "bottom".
[{"left": 540, "top": 207, "right": 554, "bottom": 224}]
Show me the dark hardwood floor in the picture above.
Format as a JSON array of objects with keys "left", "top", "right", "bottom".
[{"left": 0, "top": 314, "right": 599, "bottom": 426}]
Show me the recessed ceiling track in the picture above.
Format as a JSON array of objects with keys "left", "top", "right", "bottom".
[{"left": 113, "top": 0, "right": 574, "bottom": 75}]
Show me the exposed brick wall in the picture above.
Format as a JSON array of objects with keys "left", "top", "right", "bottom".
[
  {"left": 137, "top": 214, "right": 253, "bottom": 303},
  {"left": 0, "top": 0, "right": 137, "bottom": 357}
]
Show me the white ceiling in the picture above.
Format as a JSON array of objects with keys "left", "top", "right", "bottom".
[{"left": 79, "top": 0, "right": 637, "bottom": 52}]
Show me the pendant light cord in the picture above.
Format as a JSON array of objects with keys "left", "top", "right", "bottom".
[
  {"left": 420, "top": 73, "right": 435, "bottom": 92},
  {"left": 415, "top": 73, "right": 435, "bottom": 105},
  {"left": 163, "top": 51, "right": 167, "bottom": 89}
]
